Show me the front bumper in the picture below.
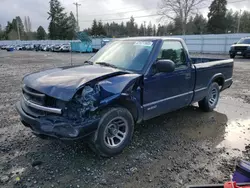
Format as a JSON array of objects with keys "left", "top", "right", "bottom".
[
  {"left": 229, "top": 49, "right": 250, "bottom": 57},
  {"left": 16, "top": 102, "right": 99, "bottom": 140}
]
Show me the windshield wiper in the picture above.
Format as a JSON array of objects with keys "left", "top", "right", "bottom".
[
  {"left": 96, "top": 62, "right": 118, "bottom": 69},
  {"left": 84, "top": 60, "right": 93, "bottom": 65}
]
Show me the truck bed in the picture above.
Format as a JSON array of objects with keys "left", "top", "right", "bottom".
[
  {"left": 191, "top": 57, "right": 226, "bottom": 64},
  {"left": 191, "top": 58, "right": 234, "bottom": 103}
]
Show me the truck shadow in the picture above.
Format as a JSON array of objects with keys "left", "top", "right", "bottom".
[
  {"left": 1, "top": 106, "right": 228, "bottom": 187},
  {"left": 135, "top": 105, "right": 228, "bottom": 143}
]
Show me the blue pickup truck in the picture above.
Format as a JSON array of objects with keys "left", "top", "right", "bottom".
[{"left": 16, "top": 37, "right": 233, "bottom": 157}]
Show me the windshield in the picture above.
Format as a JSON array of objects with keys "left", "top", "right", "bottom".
[
  {"left": 237, "top": 38, "right": 250, "bottom": 44},
  {"left": 89, "top": 40, "right": 155, "bottom": 72}
]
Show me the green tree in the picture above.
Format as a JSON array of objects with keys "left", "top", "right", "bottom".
[
  {"left": 139, "top": 23, "right": 144, "bottom": 36},
  {"left": 127, "top": 16, "right": 136, "bottom": 36},
  {"left": 48, "top": 0, "right": 68, "bottom": 39},
  {"left": 3, "top": 22, "right": 13, "bottom": 39},
  {"left": 97, "top": 20, "right": 106, "bottom": 36},
  {"left": 225, "top": 10, "right": 236, "bottom": 33},
  {"left": 10, "top": 16, "right": 25, "bottom": 39},
  {"left": 0, "top": 24, "right": 3, "bottom": 39},
  {"left": 66, "top": 11, "right": 77, "bottom": 39},
  {"left": 166, "top": 22, "right": 175, "bottom": 35},
  {"left": 157, "top": 24, "right": 163, "bottom": 36},
  {"left": 91, "top": 19, "right": 98, "bottom": 36},
  {"left": 153, "top": 24, "right": 156, "bottom": 36},
  {"left": 147, "top": 21, "right": 153, "bottom": 36},
  {"left": 172, "top": 17, "right": 182, "bottom": 35},
  {"left": 207, "top": 0, "right": 227, "bottom": 34},
  {"left": 16, "top": 16, "right": 25, "bottom": 39},
  {"left": 120, "top": 22, "right": 126, "bottom": 36},
  {"left": 186, "top": 17, "right": 195, "bottom": 34},
  {"left": 135, "top": 23, "right": 139, "bottom": 36},
  {"left": 192, "top": 14, "right": 207, "bottom": 34},
  {"left": 239, "top": 11, "right": 250, "bottom": 33},
  {"left": 37, "top": 26, "right": 46, "bottom": 40}
]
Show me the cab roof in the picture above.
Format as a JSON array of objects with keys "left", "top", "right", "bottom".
[{"left": 117, "top": 37, "right": 184, "bottom": 42}]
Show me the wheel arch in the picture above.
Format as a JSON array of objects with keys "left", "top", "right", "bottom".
[
  {"left": 99, "top": 94, "right": 143, "bottom": 124},
  {"left": 208, "top": 73, "right": 225, "bottom": 89}
]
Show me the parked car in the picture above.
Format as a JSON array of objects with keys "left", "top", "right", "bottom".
[
  {"left": 39, "top": 45, "right": 46, "bottom": 51},
  {"left": 15, "top": 45, "right": 23, "bottom": 50},
  {"left": 21, "top": 44, "right": 26, "bottom": 50},
  {"left": 52, "top": 44, "right": 62, "bottom": 52},
  {"left": 30, "top": 44, "right": 35, "bottom": 51},
  {"left": 44, "top": 45, "right": 50, "bottom": 51},
  {"left": 47, "top": 44, "right": 55, "bottom": 52},
  {"left": 229, "top": 37, "right": 250, "bottom": 58},
  {"left": 34, "top": 44, "right": 41, "bottom": 51},
  {"left": 60, "top": 44, "right": 71, "bottom": 52},
  {"left": 45, "top": 44, "right": 54, "bottom": 52},
  {"left": 1, "top": 45, "right": 7, "bottom": 50},
  {"left": 22, "top": 44, "right": 31, "bottom": 50},
  {"left": 16, "top": 37, "right": 233, "bottom": 157},
  {"left": 6, "top": 45, "right": 15, "bottom": 51}
]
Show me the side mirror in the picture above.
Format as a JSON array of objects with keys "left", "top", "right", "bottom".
[
  {"left": 234, "top": 42, "right": 237, "bottom": 44},
  {"left": 155, "top": 59, "right": 175, "bottom": 73}
]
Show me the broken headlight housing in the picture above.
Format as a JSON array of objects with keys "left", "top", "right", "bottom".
[
  {"left": 66, "top": 85, "right": 101, "bottom": 119},
  {"left": 76, "top": 85, "right": 100, "bottom": 111}
]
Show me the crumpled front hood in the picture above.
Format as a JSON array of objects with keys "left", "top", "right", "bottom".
[{"left": 23, "top": 64, "right": 128, "bottom": 101}]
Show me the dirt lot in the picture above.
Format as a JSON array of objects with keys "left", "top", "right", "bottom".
[{"left": 0, "top": 51, "right": 250, "bottom": 188}]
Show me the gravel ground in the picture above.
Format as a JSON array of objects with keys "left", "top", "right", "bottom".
[{"left": 0, "top": 51, "right": 250, "bottom": 188}]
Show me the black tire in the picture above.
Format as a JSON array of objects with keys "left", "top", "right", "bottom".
[
  {"left": 230, "top": 54, "right": 235, "bottom": 58},
  {"left": 198, "top": 82, "right": 220, "bottom": 112},
  {"left": 88, "top": 107, "right": 134, "bottom": 157}
]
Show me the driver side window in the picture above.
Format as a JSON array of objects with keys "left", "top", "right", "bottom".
[{"left": 157, "top": 41, "right": 187, "bottom": 69}]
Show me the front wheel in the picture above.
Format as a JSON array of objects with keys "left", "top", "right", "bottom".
[
  {"left": 88, "top": 107, "right": 134, "bottom": 157},
  {"left": 199, "top": 82, "right": 220, "bottom": 112}
]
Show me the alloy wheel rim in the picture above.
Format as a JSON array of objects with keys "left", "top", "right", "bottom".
[
  {"left": 104, "top": 117, "right": 128, "bottom": 148},
  {"left": 209, "top": 88, "right": 218, "bottom": 107}
]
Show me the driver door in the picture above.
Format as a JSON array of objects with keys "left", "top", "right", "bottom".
[{"left": 143, "top": 40, "right": 194, "bottom": 120}]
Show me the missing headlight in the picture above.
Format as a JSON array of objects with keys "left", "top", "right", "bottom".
[{"left": 77, "top": 85, "right": 100, "bottom": 111}]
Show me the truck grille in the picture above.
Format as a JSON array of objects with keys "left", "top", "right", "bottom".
[
  {"left": 22, "top": 85, "right": 46, "bottom": 105},
  {"left": 21, "top": 85, "right": 62, "bottom": 117},
  {"left": 21, "top": 98, "right": 45, "bottom": 117},
  {"left": 235, "top": 46, "right": 248, "bottom": 52}
]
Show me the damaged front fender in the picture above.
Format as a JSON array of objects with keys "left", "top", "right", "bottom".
[
  {"left": 93, "top": 73, "right": 143, "bottom": 122},
  {"left": 66, "top": 73, "right": 143, "bottom": 124}
]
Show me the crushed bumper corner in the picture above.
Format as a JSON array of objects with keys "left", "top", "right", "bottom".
[{"left": 15, "top": 102, "right": 99, "bottom": 140}]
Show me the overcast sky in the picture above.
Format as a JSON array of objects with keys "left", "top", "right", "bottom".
[{"left": 0, "top": 0, "right": 249, "bottom": 31}]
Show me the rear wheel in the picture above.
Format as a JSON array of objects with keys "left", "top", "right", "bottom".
[
  {"left": 88, "top": 107, "right": 134, "bottom": 157},
  {"left": 199, "top": 82, "right": 220, "bottom": 112}
]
